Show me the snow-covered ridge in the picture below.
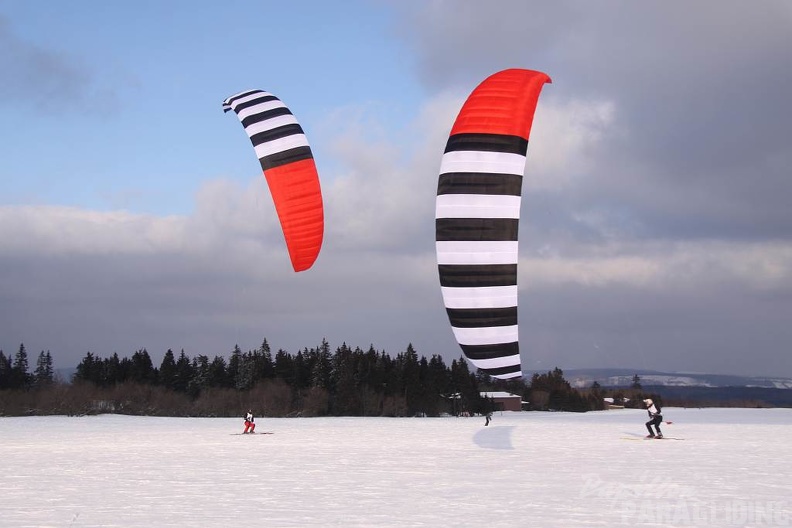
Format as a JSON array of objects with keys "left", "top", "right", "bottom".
[{"left": 528, "top": 368, "right": 792, "bottom": 389}]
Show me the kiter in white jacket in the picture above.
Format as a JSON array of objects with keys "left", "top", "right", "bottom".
[{"left": 644, "top": 399, "right": 663, "bottom": 438}]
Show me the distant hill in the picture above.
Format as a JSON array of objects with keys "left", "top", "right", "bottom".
[
  {"left": 521, "top": 368, "right": 792, "bottom": 407},
  {"left": 55, "top": 368, "right": 76, "bottom": 383},
  {"left": 535, "top": 368, "right": 792, "bottom": 390},
  {"left": 639, "top": 385, "right": 792, "bottom": 407}
]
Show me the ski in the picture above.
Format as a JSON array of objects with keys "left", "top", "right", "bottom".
[{"left": 620, "top": 436, "right": 684, "bottom": 441}]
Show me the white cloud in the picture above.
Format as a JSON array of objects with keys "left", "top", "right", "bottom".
[
  {"left": 526, "top": 97, "right": 617, "bottom": 190},
  {"left": 521, "top": 240, "right": 792, "bottom": 292},
  {"left": 0, "top": 205, "right": 186, "bottom": 255}
]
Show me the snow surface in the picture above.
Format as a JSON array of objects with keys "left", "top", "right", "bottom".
[{"left": 1, "top": 408, "right": 791, "bottom": 527}]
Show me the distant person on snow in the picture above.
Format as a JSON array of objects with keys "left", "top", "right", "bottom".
[
  {"left": 485, "top": 412, "right": 492, "bottom": 426},
  {"left": 243, "top": 410, "right": 256, "bottom": 434},
  {"left": 644, "top": 399, "right": 663, "bottom": 439}
]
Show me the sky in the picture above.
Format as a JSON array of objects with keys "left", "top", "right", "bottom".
[{"left": 1, "top": 0, "right": 791, "bottom": 377}]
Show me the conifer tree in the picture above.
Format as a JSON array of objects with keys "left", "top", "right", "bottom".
[
  {"left": 235, "top": 352, "right": 255, "bottom": 391},
  {"left": 450, "top": 357, "right": 479, "bottom": 415},
  {"left": 0, "top": 350, "right": 11, "bottom": 390},
  {"left": 274, "top": 349, "right": 294, "bottom": 385},
  {"left": 173, "top": 350, "right": 193, "bottom": 393},
  {"left": 400, "top": 344, "right": 424, "bottom": 415},
  {"left": 12, "top": 343, "right": 31, "bottom": 389},
  {"left": 104, "top": 353, "right": 126, "bottom": 386},
  {"left": 159, "top": 349, "right": 178, "bottom": 390},
  {"left": 74, "top": 352, "right": 100, "bottom": 385},
  {"left": 252, "top": 339, "right": 275, "bottom": 381},
  {"left": 33, "top": 350, "right": 54, "bottom": 387},
  {"left": 228, "top": 345, "right": 242, "bottom": 387},
  {"left": 188, "top": 355, "right": 210, "bottom": 397},
  {"left": 331, "top": 343, "right": 357, "bottom": 414},
  {"left": 129, "top": 349, "right": 156, "bottom": 384},
  {"left": 311, "top": 339, "right": 333, "bottom": 390},
  {"left": 292, "top": 350, "right": 311, "bottom": 389},
  {"left": 207, "top": 355, "right": 229, "bottom": 387}
]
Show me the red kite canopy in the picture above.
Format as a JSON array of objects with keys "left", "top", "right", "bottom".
[{"left": 223, "top": 90, "right": 324, "bottom": 272}]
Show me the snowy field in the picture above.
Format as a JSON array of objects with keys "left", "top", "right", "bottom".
[{"left": 1, "top": 408, "right": 791, "bottom": 527}]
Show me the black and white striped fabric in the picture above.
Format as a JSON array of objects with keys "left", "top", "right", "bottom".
[
  {"left": 436, "top": 140, "right": 526, "bottom": 379},
  {"left": 435, "top": 68, "right": 550, "bottom": 380},
  {"left": 222, "top": 89, "right": 313, "bottom": 171}
]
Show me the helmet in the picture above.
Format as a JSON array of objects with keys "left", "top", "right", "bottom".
[{"left": 643, "top": 399, "right": 653, "bottom": 405}]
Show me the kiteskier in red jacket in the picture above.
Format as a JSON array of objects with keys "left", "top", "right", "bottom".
[{"left": 243, "top": 410, "right": 256, "bottom": 434}]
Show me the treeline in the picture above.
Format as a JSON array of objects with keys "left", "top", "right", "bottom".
[
  {"left": 0, "top": 344, "right": 54, "bottom": 391},
  {"left": 1, "top": 341, "right": 614, "bottom": 417}
]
